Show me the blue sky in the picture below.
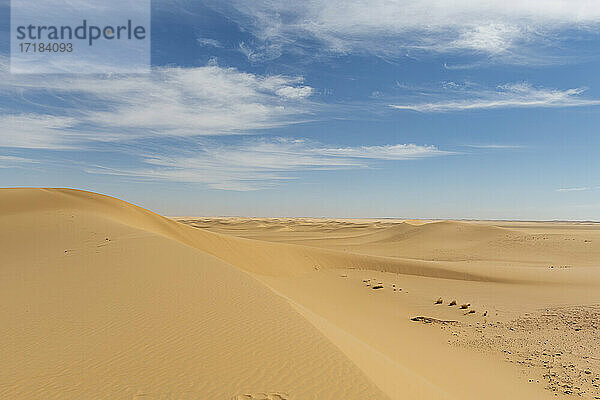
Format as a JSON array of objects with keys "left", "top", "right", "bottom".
[{"left": 1, "top": 0, "right": 600, "bottom": 219}]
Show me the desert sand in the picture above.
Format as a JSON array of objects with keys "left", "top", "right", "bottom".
[{"left": 2, "top": 188, "right": 600, "bottom": 399}]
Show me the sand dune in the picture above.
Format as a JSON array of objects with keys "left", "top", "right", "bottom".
[
  {"left": 191, "top": 216, "right": 600, "bottom": 273},
  {"left": 2, "top": 188, "right": 600, "bottom": 399},
  {"left": 184, "top": 216, "right": 600, "bottom": 399},
  {"left": 0, "top": 189, "right": 385, "bottom": 399}
]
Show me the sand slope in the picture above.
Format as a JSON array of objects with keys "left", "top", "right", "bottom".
[{"left": 0, "top": 189, "right": 386, "bottom": 399}]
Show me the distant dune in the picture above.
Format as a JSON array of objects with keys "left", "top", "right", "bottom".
[{"left": 2, "top": 189, "right": 600, "bottom": 399}]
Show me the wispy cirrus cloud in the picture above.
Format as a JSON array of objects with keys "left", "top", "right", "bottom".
[
  {"left": 313, "top": 144, "right": 449, "bottom": 160},
  {"left": 389, "top": 82, "right": 600, "bottom": 112},
  {"left": 0, "top": 58, "right": 451, "bottom": 191},
  {"left": 0, "top": 155, "right": 39, "bottom": 168},
  {"left": 556, "top": 187, "right": 592, "bottom": 192},
  {"left": 464, "top": 144, "right": 525, "bottom": 149},
  {"left": 196, "top": 38, "right": 223, "bottom": 48},
  {"left": 0, "top": 114, "right": 80, "bottom": 149},
  {"left": 448, "top": 24, "right": 523, "bottom": 55},
  {"left": 0, "top": 61, "right": 315, "bottom": 149},
  {"left": 205, "top": 0, "right": 600, "bottom": 63},
  {"left": 85, "top": 138, "right": 452, "bottom": 191}
]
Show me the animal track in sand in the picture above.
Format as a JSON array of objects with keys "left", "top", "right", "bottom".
[
  {"left": 232, "top": 393, "right": 289, "bottom": 400},
  {"left": 358, "top": 276, "right": 476, "bottom": 315},
  {"left": 362, "top": 277, "right": 403, "bottom": 292},
  {"left": 549, "top": 265, "right": 573, "bottom": 269},
  {"left": 432, "top": 296, "right": 478, "bottom": 316}
]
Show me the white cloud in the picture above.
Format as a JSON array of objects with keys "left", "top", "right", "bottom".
[
  {"left": 0, "top": 64, "right": 315, "bottom": 148},
  {"left": 449, "top": 24, "right": 523, "bottom": 54},
  {"left": 556, "top": 187, "right": 591, "bottom": 192},
  {"left": 0, "top": 115, "right": 80, "bottom": 149},
  {"left": 275, "top": 86, "right": 314, "bottom": 99},
  {"left": 0, "top": 155, "right": 39, "bottom": 168},
  {"left": 209, "top": 0, "right": 600, "bottom": 61},
  {"left": 197, "top": 38, "right": 223, "bottom": 48},
  {"left": 389, "top": 82, "right": 600, "bottom": 112},
  {"left": 0, "top": 58, "right": 448, "bottom": 191},
  {"left": 464, "top": 144, "right": 524, "bottom": 149},
  {"left": 85, "top": 138, "right": 450, "bottom": 191},
  {"left": 314, "top": 144, "right": 450, "bottom": 159},
  {"left": 238, "top": 41, "right": 283, "bottom": 63}
]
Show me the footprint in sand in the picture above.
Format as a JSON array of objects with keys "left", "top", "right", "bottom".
[{"left": 233, "top": 393, "right": 288, "bottom": 400}]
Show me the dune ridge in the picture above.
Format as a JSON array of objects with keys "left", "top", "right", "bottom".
[{"left": 0, "top": 189, "right": 567, "bottom": 284}]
